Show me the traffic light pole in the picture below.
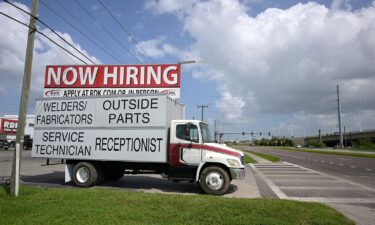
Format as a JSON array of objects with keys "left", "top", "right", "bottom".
[{"left": 10, "top": 0, "right": 38, "bottom": 196}]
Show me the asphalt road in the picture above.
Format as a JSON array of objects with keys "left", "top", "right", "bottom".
[{"left": 247, "top": 147, "right": 375, "bottom": 188}]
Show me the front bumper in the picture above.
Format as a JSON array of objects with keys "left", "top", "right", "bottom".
[{"left": 230, "top": 168, "right": 245, "bottom": 180}]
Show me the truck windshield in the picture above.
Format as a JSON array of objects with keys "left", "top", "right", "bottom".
[{"left": 200, "top": 122, "right": 214, "bottom": 143}]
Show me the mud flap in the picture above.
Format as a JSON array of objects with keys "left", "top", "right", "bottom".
[
  {"left": 195, "top": 162, "right": 205, "bottom": 181},
  {"left": 65, "top": 164, "right": 73, "bottom": 183}
]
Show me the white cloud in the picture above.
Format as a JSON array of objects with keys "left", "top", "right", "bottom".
[
  {"left": 145, "top": 0, "right": 197, "bottom": 15},
  {"left": 146, "top": 0, "right": 375, "bottom": 134},
  {"left": 216, "top": 92, "right": 245, "bottom": 119},
  {"left": 0, "top": 2, "right": 100, "bottom": 114},
  {"left": 136, "top": 36, "right": 185, "bottom": 59},
  {"left": 331, "top": 0, "right": 352, "bottom": 11}
]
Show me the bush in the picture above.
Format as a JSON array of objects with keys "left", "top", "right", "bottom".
[
  {"left": 356, "top": 139, "right": 375, "bottom": 150},
  {"left": 308, "top": 140, "right": 326, "bottom": 148}
]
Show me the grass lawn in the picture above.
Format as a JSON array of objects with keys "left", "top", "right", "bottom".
[
  {"left": 246, "top": 150, "right": 281, "bottom": 162},
  {"left": 273, "top": 147, "right": 375, "bottom": 158},
  {"left": 242, "top": 151, "right": 257, "bottom": 163},
  {"left": 0, "top": 186, "right": 354, "bottom": 225}
]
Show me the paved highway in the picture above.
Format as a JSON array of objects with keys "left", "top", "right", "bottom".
[{"left": 246, "top": 147, "right": 375, "bottom": 189}]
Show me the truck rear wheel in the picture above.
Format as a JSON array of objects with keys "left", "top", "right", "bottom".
[
  {"left": 73, "top": 162, "right": 98, "bottom": 187},
  {"left": 199, "top": 166, "right": 230, "bottom": 195}
]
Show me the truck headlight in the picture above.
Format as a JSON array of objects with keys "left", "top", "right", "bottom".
[{"left": 227, "top": 159, "right": 241, "bottom": 167}]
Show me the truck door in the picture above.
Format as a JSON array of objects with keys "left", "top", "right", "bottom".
[{"left": 176, "top": 123, "right": 201, "bottom": 165}]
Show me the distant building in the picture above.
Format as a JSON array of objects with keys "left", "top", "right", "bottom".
[{"left": 0, "top": 115, "right": 34, "bottom": 140}]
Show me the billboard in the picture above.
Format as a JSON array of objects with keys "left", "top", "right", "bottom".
[
  {"left": 43, "top": 64, "right": 181, "bottom": 99},
  {"left": 0, "top": 119, "right": 18, "bottom": 134},
  {"left": 31, "top": 95, "right": 182, "bottom": 163}
]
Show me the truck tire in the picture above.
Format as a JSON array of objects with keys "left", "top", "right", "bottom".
[
  {"left": 199, "top": 166, "right": 230, "bottom": 195},
  {"left": 73, "top": 162, "right": 98, "bottom": 187}
]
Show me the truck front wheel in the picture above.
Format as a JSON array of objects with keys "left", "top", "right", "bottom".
[
  {"left": 199, "top": 166, "right": 230, "bottom": 195},
  {"left": 73, "top": 162, "right": 98, "bottom": 187}
]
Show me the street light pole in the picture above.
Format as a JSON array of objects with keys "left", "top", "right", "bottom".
[
  {"left": 178, "top": 60, "right": 196, "bottom": 65},
  {"left": 337, "top": 85, "right": 343, "bottom": 148}
]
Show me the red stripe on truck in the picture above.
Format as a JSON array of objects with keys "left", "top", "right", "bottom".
[{"left": 169, "top": 143, "right": 241, "bottom": 165}]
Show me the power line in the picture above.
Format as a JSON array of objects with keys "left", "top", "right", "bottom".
[
  {"left": 73, "top": 0, "right": 142, "bottom": 63},
  {"left": 0, "top": 11, "right": 88, "bottom": 64},
  {"left": 39, "top": 0, "right": 123, "bottom": 64},
  {"left": 96, "top": 0, "right": 156, "bottom": 64},
  {"left": 4, "top": 0, "right": 94, "bottom": 65}
]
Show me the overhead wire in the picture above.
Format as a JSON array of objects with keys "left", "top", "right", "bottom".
[
  {"left": 0, "top": 11, "right": 88, "bottom": 64},
  {"left": 39, "top": 0, "right": 123, "bottom": 64},
  {"left": 96, "top": 0, "right": 156, "bottom": 64},
  {"left": 72, "top": 0, "right": 142, "bottom": 63},
  {"left": 4, "top": 0, "right": 94, "bottom": 65}
]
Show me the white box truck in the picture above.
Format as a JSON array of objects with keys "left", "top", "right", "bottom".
[{"left": 32, "top": 94, "right": 245, "bottom": 195}]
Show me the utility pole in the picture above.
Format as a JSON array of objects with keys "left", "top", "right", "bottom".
[
  {"left": 344, "top": 126, "right": 347, "bottom": 147},
  {"left": 10, "top": 0, "right": 38, "bottom": 196},
  {"left": 214, "top": 120, "right": 217, "bottom": 142},
  {"left": 319, "top": 129, "right": 322, "bottom": 145},
  {"left": 197, "top": 105, "right": 208, "bottom": 121},
  {"left": 337, "top": 85, "right": 343, "bottom": 148}
]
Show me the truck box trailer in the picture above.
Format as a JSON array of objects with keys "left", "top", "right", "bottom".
[{"left": 32, "top": 94, "right": 245, "bottom": 195}]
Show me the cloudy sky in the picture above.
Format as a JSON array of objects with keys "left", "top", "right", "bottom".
[{"left": 0, "top": 0, "right": 374, "bottom": 140}]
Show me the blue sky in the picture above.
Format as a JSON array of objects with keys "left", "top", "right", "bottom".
[{"left": 1, "top": 0, "right": 375, "bottom": 140}]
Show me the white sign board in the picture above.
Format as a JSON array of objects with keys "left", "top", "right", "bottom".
[
  {"left": 34, "top": 95, "right": 167, "bottom": 128},
  {"left": 32, "top": 95, "right": 176, "bottom": 163},
  {"left": 32, "top": 129, "right": 167, "bottom": 162}
]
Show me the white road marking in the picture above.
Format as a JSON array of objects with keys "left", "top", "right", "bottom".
[
  {"left": 338, "top": 164, "right": 343, "bottom": 166},
  {"left": 321, "top": 161, "right": 325, "bottom": 163},
  {"left": 287, "top": 197, "right": 375, "bottom": 204},
  {"left": 280, "top": 186, "right": 362, "bottom": 190},
  {"left": 253, "top": 162, "right": 375, "bottom": 204},
  {"left": 365, "top": 169, "right": 373, "bottom": 172},
  {"left": 273, "top": 179, "right": 339, "bottom": 182},
  {"left": 249, "top": 163, "right": 288, "bottom": 199},
  {"left": 290, "top": 163, "right": 375, "bottom": 193},
  {"left": 329, "top": 162, "right": 334, "bottom": 164},
  {"left": 350, "top": 166, "right": 356, "bottom": 168},
  {"left": 339, "top": 158, "right": 352, "bottom": 161}
]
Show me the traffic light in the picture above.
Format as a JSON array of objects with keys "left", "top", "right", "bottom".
[
  {"left": 251, "top": 132, "right": 253, "bottom": 135},
  {"left": 242, "top": 132, "right": 245, "bottom": 135},
  {"left": 260, "top": 132, "right": 262, "bottom": 136},
  {"left": 268, "top": 132, "right": 271, "bottom": 136}
]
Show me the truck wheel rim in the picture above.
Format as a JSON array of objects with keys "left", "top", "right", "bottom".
[
  {"left": 76, "top": 167, "right": 90, "bottom": 183},
  {"left": 205, "top": 172, "right": 223, "bottom": 190}
]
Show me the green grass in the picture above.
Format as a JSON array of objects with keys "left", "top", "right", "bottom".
[
  {"left": 246, "top": 150, "right": 281, "bottom": 162},
  {"left": 273, "top": 147, "right": 375, "bottom": 158},
  {"left": 242, "top": 152, "right": 257, "bottom": 163},
  {"left": 0, "top": 186, "right": 354, "bottom": 225}
]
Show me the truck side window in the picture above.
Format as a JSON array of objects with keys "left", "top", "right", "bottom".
[{"left": 176, "top": 124, "right": 199, "bottom": 143}]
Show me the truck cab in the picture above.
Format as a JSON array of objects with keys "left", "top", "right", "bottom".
[{"left": 167, "top": 120, "right": 245, "bottom": 195}]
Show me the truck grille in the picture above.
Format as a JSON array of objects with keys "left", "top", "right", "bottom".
[{"left": 240, "top": 156, "right": 245, "bottom": 166}]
